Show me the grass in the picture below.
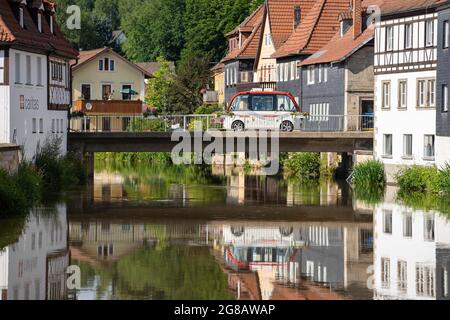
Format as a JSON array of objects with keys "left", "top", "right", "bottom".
[{"left": 352, "top": 160, "right": 385, "bottom": 188}]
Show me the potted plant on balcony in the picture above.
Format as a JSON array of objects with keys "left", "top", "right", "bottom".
[
  {"left": 69, "top": 111, "right": 86, "bottom": 119},
  {"left": 143, "top": 107, "right": 158, "bottom": 119}
]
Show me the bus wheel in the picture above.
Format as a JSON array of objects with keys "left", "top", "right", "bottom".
[
  {"left": 232, "top": 121, "right": 245, "bottom": 132},
  {"left": 280, "top": 121, "right": 294, "bottom": 132}
]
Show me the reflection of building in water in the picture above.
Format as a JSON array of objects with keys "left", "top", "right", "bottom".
[
  {"left": 69, "top": 221, "right": 211, "bottom": 264},
  {"left": 0, "top": 206, "right": 68, "bottom": 300},
  {"left": 374, "top": 187, "right": 450, "bottom": 300},
  {"left": 94, "top": 172, "right": 126, "bottom": 203},
  {"left": 213, "top": 221, "right": 373, "bottom": 300}
]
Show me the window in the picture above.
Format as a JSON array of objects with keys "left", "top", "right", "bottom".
[
  {"left": 428, "top": 79, "right": 436, "bottom": 107},
  {"left": 290, "top": 62, "right": 295, "bottom": 81},
  {"left": 104, "top": 57, "right": 109, "bottom": 71},
  {"left": 110, "top": 59, "right": 115, "bottom": 71},
  {"left": 81, "top": 84, "right": 91, "bottom": 100},
  {"left": 403, "top": 212, "right": 413, "bottom": 237},
  {"left": 443, "top": 84, "right": 449, "bottom": 112},
  {"left": 230, "top": 94, "right": 250, "bottom": 111},
  {"left": 102, "top": 117, "right": 111, "bottom": 132},
  {"left": 265, "top": 34, "right": 272, "bottom": 46},
  {"left": 404, "top": 23, "right": 413, "bottom": 49},
  {"left": 37, "top": 13, "right": 42, "bottom": 33},
  {"left": 399, "top": 80, "right": 407, "bottom": 109},
  {"left": 51, "top": 119, "right": 55, "bottom": 133},
  {"left": 424, "top": 135, "right": 435, "bottom": 159},
  {"left": 19, "top": 7, "right": 24, "bottom": 28},
  {"left": 383, "top": 134, "right": 393, "bottom": 157},
  {"left": 26, "top": 55, "right": 31, "bottom": 85},
  {"left": 424, "top": 214, "right": 435, "bottom": 241},
  {"left": 425, "top": 20, "right": 434, "bottom": 47},
  {"left": 381, "top": 258, "right": 391, "bottom": 289},
  {"left": 284, "top": 63, "right": 289, "bottom": 82},
  {"left": 32, "top": 118, "right": 37, "bottom": 134},
  {"left": 318, "top": 65, "right": 322, "bottom": 83},
  {"left": 403, "top": 134, "right": 413, "bottom": 158},
  {"left": 37, "top": 57, "right": 42, "bottom": 86},
  {"left": 251, "top": 95, "right": 274, "bottom": 111},
  {"left": 56, "top": 118, "right": 60, "bottom": 133},
  {"left": 277, "top": 95, "right": 296, "bottom": 112},
  {"left": 294, "top": 6, "right": 301, "bottom": 28},
  {"left": 50, "top": 15, "right": 54, "bottom": 34},
  {"left": 398, "top": 261, "right": 408, "bottom": 293},
  {"left": 418, "top": 80, "right": 426, "bottom": 106},
  {"left": 15, "top": 53, "right": 21, "bottom": 84},
  {"left": 416, "top": 264, "right": 435, "bottom": 297},
  {"left": 309, "top": 103, "right": 330, "bottom": 121},
  {"left": 122, "top": 84, "right": 132, "bottom": 100},
  {"left": 0, "top": 50, "right": 4, "bottom": 84},
  {"left": 98, "top": 60, "right": 104, "bottom": 71},
  {"left": 417, "top": 79, "right": 435, "bottom": 107},
  {"left": 323, "top": 65, "right": 328, "bottom": 82},
  {"left": 102, "top": 84, "right": 112, "bottom": 100},
  {"left": 383, "top": 210, "right": 393, "bottom": 234},
  {"left": 39, "top": 119, "right": 43, "bottom": 134},
  {"left": 382, "top": 81, "right": 391, "bottom": 109},
  {"left": 307, "top": 65, "right": 315, "bottom": 84},
  {"left": 386, "top": 26, "right": 394, "bottom": 51},
  {"left": 279, "top": 64, "right": 285, "bottom": 82},
  {"left": 444, "top": 21, "right": 449, "bottom": 49}
]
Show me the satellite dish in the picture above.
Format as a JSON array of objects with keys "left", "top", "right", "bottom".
[{"left": 85, "top": 102, "right": 93, "bottom": 111}]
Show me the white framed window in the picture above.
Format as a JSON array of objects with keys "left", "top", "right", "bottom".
[
  {"left": 290, "top": 62, "right": 295, "bottom": 81},
  {"left": 443, "top": 84, "right": 448, "bottom": 112},
  {"left": 51, "top": 119, "right": 55, "bottom": 133},
  {"left": 307, "top": 65, "right": 315, "bottom": 85},
  {"left": 404, "top": 23, "right": 413, "bottom": 49},
  {"left": 444, "top": 20, "right": 449, "bottom": 49},
  {"left": 284, "top": 63, "right": 289, "bottom": 82},
  {"left": 398, "top": 261, "right": 408, "bottom": 293},
  {"left": 296, "top": 62, "right": 301, "bottom": 79},
  {"left": 39, "top": 118, "right": 44, "bottom": 134},
  {"left": 417, "top": 78, "right": 436, "bottom": 107},
  {"left": 383, "top": 210, "right": 393, "bottom": 234},
  {"left": 265, "top": 34, "right": 272, "bottom": 46},
  {"left": 37, "top": 13, "right": 42, "bottom": 33},
  {"left": 386, "top": 26, "right": 394, "bottom": 51},
  {"left": 19, "top": 7, "right": 24, "bottom": 28},
  {"left": 318, "top": 65, "right": 322, "bottom": 83},
  {"left": 32, "top": 118, "right": 37, "bottom": 134},
  {"left": 381, "top": 258, "right": 391, "bottom": 289},
  {"left": 403, "top": 134, "right": 413, "bottom": 158},
  {"left": 424, "top": 135, "right": 435, "bottom": 159},
  {"left": 15, "top": 53, "right": 21, "bottom": 84},
  {"left": 425, "top": 20, "right": 435, "bottom": 47},
  {"left": 383, "top": 134, "right": 393, "bottom": 157},
  {"left": 403, "top": 212, "right": 413, "bottom": 238},
  {"left": 416, "top": 264, "right": 435, "bottom": 297},
  {"left": 323, "top": 65, "right": 328, "bottom": 82},
  {"left": 110, "top": 59, "right": 115, "bottom": 71},
  {"left": 50, "top": 15, "right": 54, "bottom": 34},
  {"left": 26, "top": 55, "right": 31, "bottom": 85},
  {"left": 36, "top": 57, "right": 42, "bottom": 86},
  {"left": 98, "top": 60, "right": 104, "bottom": 71},
  {"left": 382, "top": 81, "right": 391, "bottom": 109},
  {"left": 399, "top": 80, "right": 407, "bottom": 109}
]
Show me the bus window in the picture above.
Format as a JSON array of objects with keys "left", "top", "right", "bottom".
[
  {"left": 277, "top": 95, "right": 296, "bottom": 111},
  {"left": 230, "top": 95, "right": 250, "bottom": 111},
  {"left": 251, "top": 95, "right": 275, "bottom": 111}
]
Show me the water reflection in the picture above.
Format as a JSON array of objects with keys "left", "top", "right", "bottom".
[
  {"left": 1, "top": 166, "right": 450, "bottom": 300},
  {"left": 0, "top": 205, "right": 68, "bottom": 300}
]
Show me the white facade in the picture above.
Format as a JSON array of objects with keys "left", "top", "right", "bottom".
[
  {"left": 436, "top": 136, "right": 450, "bottom": 167},
  {"left": 374, "top": 13, "right": 438, "bottom": 181},
  {"left": 0, "top": 206, "right": 68, "bottom": 300},
  {"left": 0, "top": 48, "right": 68, "bottom": 160},
  {"left": 373, "top": 201, "right": 450, "bottom": 300}
]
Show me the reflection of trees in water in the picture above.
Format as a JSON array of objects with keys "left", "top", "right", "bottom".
[
  {"left": 74, "top": 245, "right": 233, "bottom": 300},
  {"left": 0, "top": 216, "right": 27, "bottom": 251}
]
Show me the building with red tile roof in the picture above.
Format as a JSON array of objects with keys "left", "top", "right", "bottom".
[{"left": 0, "top": 0, "right": 78, "bottom": 159}]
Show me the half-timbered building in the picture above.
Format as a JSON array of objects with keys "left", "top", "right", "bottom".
[
  {"left": 374, "top": 0, "right": 443, "bottom": 182},
  {"left": 0, "top": 0, "right": 78, "bottom": 159}
]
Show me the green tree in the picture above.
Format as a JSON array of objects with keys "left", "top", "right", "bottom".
[{"left": 145, "top": 57, "right": 175, "bottom": 114}]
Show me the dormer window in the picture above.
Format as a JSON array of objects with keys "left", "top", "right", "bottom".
[
  {"left": 37, "top": 13, "right": 42, "bottom": 32},
  {"left": 19, "top": 7, "right": 24, "bottom": 28},
  {"left": 294, "top": 6, "right": 301, "bottom": 28},
  {"left": 50, "top": 16, "right": 54, "bottom": 33}
]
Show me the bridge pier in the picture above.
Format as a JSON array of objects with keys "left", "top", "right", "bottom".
[{"left": 83, "top": 152, "right": 95, "bottom": 180}]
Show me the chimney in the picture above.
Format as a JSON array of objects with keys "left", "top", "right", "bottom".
[{"left": 352, "top": 0, "right": 362, "bottom": 39}]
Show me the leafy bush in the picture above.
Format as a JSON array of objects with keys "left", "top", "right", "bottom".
[
  {"left": 127, "top": 118, "right": 166, "bottom": 132},
  {"left": 194, "top": 104, "right": 222, "bottom": 115},
  {"left": 283, "top": 153, "right": 321, "bottom": 179},
  {"left": 437, "top": 164, "right": 450, "bottom": 195},
  {"left": 0, "top": 170, "right": 28, "bottom": 216},
  {"left": 12, "top": 162, "right": 42, "bottom": 206},
  {"left": 95, "top": 152, "right": 172, "bottom": 165},
  {"left": 61, "top": 152, "right": 87, "bottom": 187},
  {"left": 396, "top": 165, "right": 439, "bottom": 194},
  {"left": 35, "top": 137, "right": 64, "bottom": 192},
  {"left": 352, "top": 160, "right": 385, "bottom": 188}
]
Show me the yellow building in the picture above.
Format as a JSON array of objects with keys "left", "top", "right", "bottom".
[
  {"left": 71, "top": 47, "right": 152, "bottom": 132},
  {"left": 211, "top": 63, "right": 225, "bottom": 106}
]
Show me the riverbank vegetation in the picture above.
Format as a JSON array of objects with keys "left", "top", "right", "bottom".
[
  {"left": 95, "top": 152, "right": 172, "bottom": 165},
  {"left": 0, "top": 138, "right": 86, "bottom": 216},
  {"left": 283, "top": 153, "right": 321, "bottom": 179},
  {"left": 352, "top": 160, "right": 386, "bottom": 189},
  {"left": 396, "top": 165, "right": 450, "bottom": 195}
]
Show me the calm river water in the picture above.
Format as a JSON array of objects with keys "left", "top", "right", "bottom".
[{"left": 1, "top": 163, "right": 449, "bottom": 300}]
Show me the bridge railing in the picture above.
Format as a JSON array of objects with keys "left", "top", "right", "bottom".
[{"left": 69, "top": 114, "right": 374, "bottom": 133}]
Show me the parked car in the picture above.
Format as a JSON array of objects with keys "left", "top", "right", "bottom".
[{"left": 223, "top": 91, "right": 302, "bottom": 132}]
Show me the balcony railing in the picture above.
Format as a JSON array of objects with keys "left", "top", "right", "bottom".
[{"left": 72, "top": 100, "right": 143, "bottom": 114}]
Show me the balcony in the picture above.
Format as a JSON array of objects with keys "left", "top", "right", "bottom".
[
  {"left": 235, "top": 68, "right": 277, "bottom": 93},
  {"left": 72, "top": 100, "right": 144, "bottom": 115}
]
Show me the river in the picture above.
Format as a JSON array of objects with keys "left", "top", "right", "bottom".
[{"left": 0, "top": 162, "right": 449, "bottom": 300}]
